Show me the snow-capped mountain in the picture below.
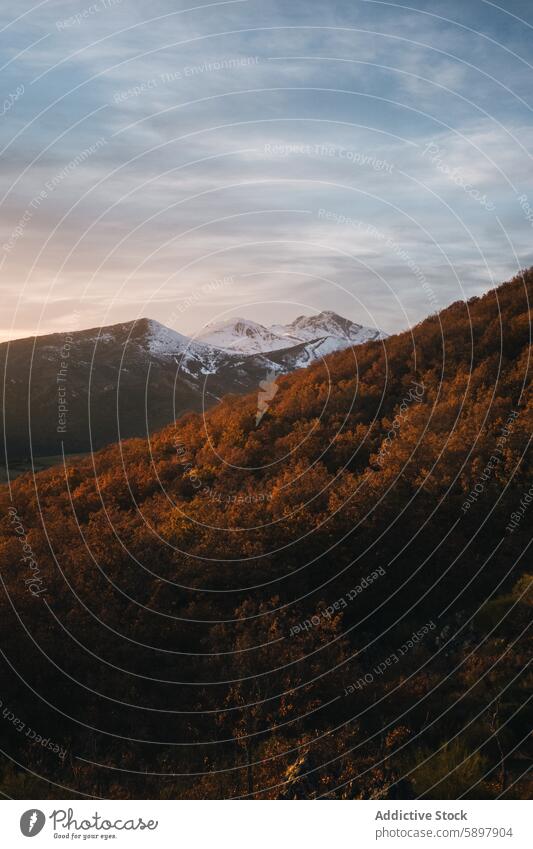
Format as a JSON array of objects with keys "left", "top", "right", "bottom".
[
  {"left": 198, "top": 310, "right": 386, "bottom": 358},
  {"left": 1, "top": 318, "right": 272, "bottom": 459},
  {"left": 1, "top": 312, "right": 386, "bottom": 461},
  {"left": 273, "top": 310, "right": 386, "bottom": 345}
]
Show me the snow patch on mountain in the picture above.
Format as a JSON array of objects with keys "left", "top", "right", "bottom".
[
  {"left": 140, "top": 319, "right": 232, "bottom": 375},
  {"left": 197, "top": 317, "right": 291, "bottom": 354},
  {"left": 143, "top": 319, "right": 190, "bottom": 356}
]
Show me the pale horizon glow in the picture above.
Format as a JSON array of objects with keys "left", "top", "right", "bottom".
[{"left": 1, "top": 0, "right": 532, "bottom": 343}]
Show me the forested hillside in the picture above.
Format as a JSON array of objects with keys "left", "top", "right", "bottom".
[{"left": 0, "top": 269, "right": 531, "bottom": 799}]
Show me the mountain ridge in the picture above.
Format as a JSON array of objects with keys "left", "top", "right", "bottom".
[{"left": 197, "top": 309, "right": 386, "bottom": 353}]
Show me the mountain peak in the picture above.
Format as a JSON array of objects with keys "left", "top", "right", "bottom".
[
  {"left": 141, "top": 319, "right": 190, "bottom": 355},
  {"left": 280, "top": 310, "right": 375, "bottom": 345},
  {"left": 197, "top": 317, "right": 290, "bottom": 354},
  {"left": 318, "top": 309, "right": 341, "bottom": 318}
]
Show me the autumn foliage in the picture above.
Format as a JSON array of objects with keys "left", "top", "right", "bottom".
[{"left": 0, "top": 270, "right": 531, "bottom": 799}]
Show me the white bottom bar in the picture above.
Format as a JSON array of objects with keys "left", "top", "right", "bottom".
[{"left": 3, "top": 799, "right": 531, "bottom": 847}]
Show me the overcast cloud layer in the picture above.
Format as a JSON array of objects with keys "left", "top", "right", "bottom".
[{"left": 1, "top": 0, "right": 533, "bottom": 340}]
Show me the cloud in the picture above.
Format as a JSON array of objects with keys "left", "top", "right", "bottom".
[{"left": 1, "top": 0, "right": 532, "bottom": 341}]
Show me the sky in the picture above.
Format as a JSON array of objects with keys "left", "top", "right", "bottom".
[{"left": 1, "top": 0, "right": 533, "bottom": 341}]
